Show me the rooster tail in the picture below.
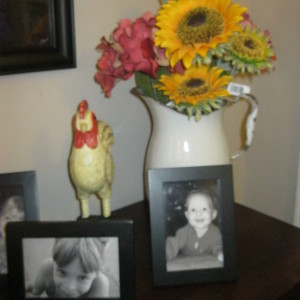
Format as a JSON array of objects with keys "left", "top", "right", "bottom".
[{"left": 98, "top": 121, "right": 114, "bottom": 151}]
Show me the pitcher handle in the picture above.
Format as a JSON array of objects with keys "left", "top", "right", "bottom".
[{"left": 227, "top": 94, "right": 258, "bottom": 160}]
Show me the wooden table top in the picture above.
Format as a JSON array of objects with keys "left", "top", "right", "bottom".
[
  {"left": 117, "top": 200, "right": 300, "bottom": 300},
  {"left": 0, "top": 200, "right": 299, "bottom": 299}
]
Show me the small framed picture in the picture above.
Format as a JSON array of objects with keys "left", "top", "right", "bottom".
[
  {"left": 0, "top": 171, "right": 39, "bottom": 288},
  {"left": 148, "top": 165, "right": 237, "bottom": 286},
  {"left": 6, "top": 219, "right": 135, "bottom": 300}
]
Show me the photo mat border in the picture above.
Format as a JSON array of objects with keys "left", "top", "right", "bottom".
[{"left": 148, "top": 165, "right": 237, "bottom": 286}]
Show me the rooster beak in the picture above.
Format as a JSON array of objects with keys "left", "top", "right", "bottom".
[{"left": 80, "top": 123, "right": 88, "bottom": 133}]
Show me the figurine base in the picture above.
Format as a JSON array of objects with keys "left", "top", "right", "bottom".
[{"left": 77, "top": 214, "right": 115, "bottom": 221}]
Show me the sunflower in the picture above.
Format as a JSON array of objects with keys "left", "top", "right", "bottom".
[
  {"left": 155, "top": 0, "right": 247, "bottom": 69},
  {"left": 225, "top": 27, "right": 276, "bottom": 74},
  {"left": 155, "top": 65, "right": 232, "bottom": 119}
]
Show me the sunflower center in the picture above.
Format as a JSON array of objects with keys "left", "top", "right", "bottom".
[
  {"left": 177, "top": 78, "right": 209, "bottom": 97},
  {"left": 186, "top": 78, "right": 205, "bottom": 88},
  {"left": 244, "top": 39, "right": 255, "bottom": 49},
  {"left": 177, "top": 7, "right": 225, "bottom": 45},
  {"left": 231, "top": 33, "right": 266, "bottom": 59},
  {"left": 187, "top": 12, "right": 206, "bottom": 27}
]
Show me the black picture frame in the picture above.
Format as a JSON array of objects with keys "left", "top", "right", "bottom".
[
  {"left": 6, "top": 220, "right": 135, "bottom": 300},
  {"left": 148, "top": 165, "right": 237, "bottom": 286},
  {"left": 0, "top": 0, "right": 76, "bottom": 75},
  {"left": 0, "top": 170, "right": 39, "bottom": 289}
]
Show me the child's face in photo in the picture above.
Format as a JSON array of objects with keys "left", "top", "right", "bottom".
[
  {"left": 0, "top": 199, "right": 25, "bottom": 236},
  {"left": 185, "top": 193, "right": 217, "bottom": 230},
  {"left": 53, "top": 257, "right": 97, "bottom": 297}
]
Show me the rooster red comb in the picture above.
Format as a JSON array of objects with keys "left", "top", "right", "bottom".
[{"left": 79, "top": 100, "right": 88, "bottom": 119}]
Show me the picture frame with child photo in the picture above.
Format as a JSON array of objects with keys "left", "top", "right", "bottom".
[
  {"left": 0, "top": 171, "right": 39, "bottom": 289},
  {"left": 6, "top": 220, "right": 135, "bottom": 299},
  {"left": 148, "top": 165, "right": 237, "bottom": 287}
]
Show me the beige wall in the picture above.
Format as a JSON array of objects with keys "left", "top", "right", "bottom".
[
  {"left": 227, "top": 0, "right": 300, "bottom": 223},
  {"left": 0, "top": 0, "right": 299, "bottom": 224}
]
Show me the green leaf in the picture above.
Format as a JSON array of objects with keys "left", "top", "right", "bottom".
[
  {"left": 187, "top": 107, "right": 194, "bottom": 117},
  {"left": 195, "top": 109, "right": 201, "bottom": 121},
  {"left": 135, "top": 72, "right": 155, "bottom": 98},
  {"left": 200, "top": 102, "right": 212, "bottom": 113},
  {"left": 208, "top": 100, "right": 221, "bottom": 110},
  {"left": 135, "top": 67, "right": 170, "bottom": 105}
]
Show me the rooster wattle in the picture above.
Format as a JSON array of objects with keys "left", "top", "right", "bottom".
[{"left": 69, "top": 100, "right": 114, "bottom": 218}]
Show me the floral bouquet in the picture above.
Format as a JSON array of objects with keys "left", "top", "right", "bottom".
[{"left": 95, "top": 0, "right": 276, "bottom": 121}]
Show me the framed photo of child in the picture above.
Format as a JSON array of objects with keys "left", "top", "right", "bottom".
[
  {"left": 0, "top": 171, "right": 39, "bottom": 288},
  {"left": 6, "top": 219, "right": 135, "bottom": 299},
  {"left": 148, "top": 165, "right": 237, "bottom": 286}
]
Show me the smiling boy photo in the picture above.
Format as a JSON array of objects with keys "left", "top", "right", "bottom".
[{"left": 165, "top": 182, "right": 224, "bottom": 272}]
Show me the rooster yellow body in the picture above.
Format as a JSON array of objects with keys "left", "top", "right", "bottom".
[{"left": 69, "top": 100, "right": 114, "bottom": 218}]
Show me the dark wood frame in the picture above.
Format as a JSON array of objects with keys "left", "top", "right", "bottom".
[
  {"left": 0, "top": 0, "right": 76, "bottom": 75},
  {"left": 6, "top": 219, "right": 135, "bottom": 300},
  {"left": 148, "top": 165, "right": 237, "bottom": 286},
  {"left": 0, "top": 170, "right": 39, "bottom": 289}
]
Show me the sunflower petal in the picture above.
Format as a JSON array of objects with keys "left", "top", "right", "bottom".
[{"left": 155, "top": 0, "right": 247, "bottom": 67}]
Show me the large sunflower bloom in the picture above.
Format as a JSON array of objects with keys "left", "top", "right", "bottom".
[
  {"left": 155, "top": 0, "right": 247, "bottom": 68},
  {"left": 155, "top": 65, "right": 232, "bottom": 118},
  {"left": 226, "top": 27, "right": 276, "bottom": 74}
]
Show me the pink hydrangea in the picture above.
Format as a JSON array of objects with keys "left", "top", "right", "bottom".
[
  {"left": 113, "top": 12, "right": 158, "bottom": 78},
  {"left": 95, "top": 37, "right": 132, "bottom": 97},
  {"left": 95, "top": 12, "right": 159, "bottom": 97}
]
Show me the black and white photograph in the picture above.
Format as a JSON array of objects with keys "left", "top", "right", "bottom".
[
  {"left": 164, "top": 179, "right": 224, "bottom": 272},
  {"left": 0, "top": 171, "right": 39, "bottom": 288},
  {"left": 0, "top": 188, "right": 25, "bottom": 275},
  {"left": 23, "top": 237, "right": 120, "bottom": 298},
  {"left": 148, "top": 165, "right": 237, "bottom": 286},
  {"left": 6, "top": 220, "right": 135, "bottom": 300}
]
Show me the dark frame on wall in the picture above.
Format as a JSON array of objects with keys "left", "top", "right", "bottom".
[
  {"left": 148, "top": 165, "right": 237, "bottom": 287},
  {"left": 0, "top": 0, "right": 76, "bottom": 75},
  {"left": 6, "top": 219, "right": 135, "bottom": 300},
  {"left": 0, "top": 171, "right": 39, "bottom": 289}
]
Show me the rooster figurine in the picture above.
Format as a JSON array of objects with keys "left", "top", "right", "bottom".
[{"left": 69, "top": 100, "right": 114, "bottom": 218}]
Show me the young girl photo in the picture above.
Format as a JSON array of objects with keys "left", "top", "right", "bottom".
[{"left": 23, "top": 237, "right": 120, "bottom": 298}]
